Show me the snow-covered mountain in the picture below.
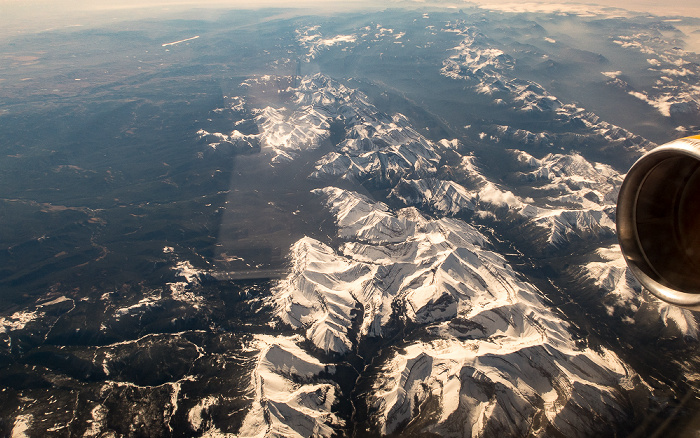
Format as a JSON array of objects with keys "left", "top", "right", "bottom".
[
  {"left": 583, "top": 245, "right": 699, "bottom": 338},
  {"left": 270, "top": 187, "right": 646, "bottom": 436},
  {"left": 442, "top": 24, "right": 654, "bottom": 155}
]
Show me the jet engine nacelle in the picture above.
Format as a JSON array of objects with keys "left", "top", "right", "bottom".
[{"left": 617, "top": 135, "right": 700, "bottom": 310}]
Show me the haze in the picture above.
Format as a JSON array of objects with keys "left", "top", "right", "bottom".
[{"left": 2, "top": 0, "right": 699, "bottom": 41}]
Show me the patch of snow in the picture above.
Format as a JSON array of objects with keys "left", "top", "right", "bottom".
[
  {"left": 0, "top": 311, "right": 39, "bottom": 334},
  {"left": 628, "top": 90, "right": 673, "bottom": 116},
  {"left": 38, "top": 296, "right": 72, "bottom": 307},
  {"left": 83, "top": 405, "right": 106, "bottom": 437},
  {"left": 188, "top": 396, "right": 219, "bottom": 432},
  {"left": 296, "top": 26, "right": 357, "bottom": 60},
  {"left": 659, "top": 305, "right": 699, "bottom": 338},
  {"left": 11, "top": 414, "right": 32, "bottom": 438},
  {"left": 318, "top": 35, "right": 356, "bottom": 46},
  {"left": 601, "top": 70, "right": 622, "bottom": 78},
  {"left": 113, "top": 295, "right": 160, "bottom": 318}
]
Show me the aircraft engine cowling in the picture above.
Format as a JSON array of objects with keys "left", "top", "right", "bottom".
[{"left": 617, "top": 135, "right": 700, "bottom": 309}]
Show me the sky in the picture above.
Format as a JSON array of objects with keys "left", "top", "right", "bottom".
[{"left": 1, "top": 0, "right": 699, "bottom": 40}]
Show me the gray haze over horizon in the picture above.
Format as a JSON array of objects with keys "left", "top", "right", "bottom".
[{"left": 2, "top": 0, "right": 699, "bottom": 41}]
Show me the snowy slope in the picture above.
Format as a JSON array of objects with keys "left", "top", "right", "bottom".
[
  {"left": 310, "top": 112, "right": 441, "bottom": 184},
  {"left": 529, "top": 208, "right": 616, "bottom": 247},
  {"left": 509, "top": 150, "right": 622, "bottom": 247},
  {"left": 239, "top": 335, "right": 343, "bottom": 438},
  {"left": 369, "top": 337, "right": 637, "bottom": 437},
  {"left": 390, "top": 178, "right": 476, "bottom": 215}
]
